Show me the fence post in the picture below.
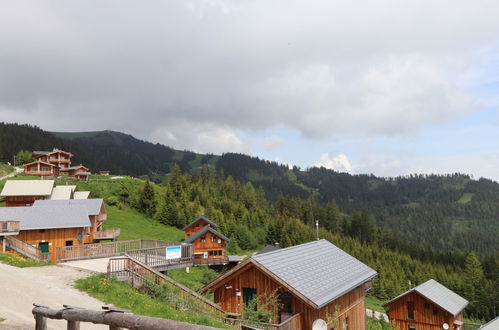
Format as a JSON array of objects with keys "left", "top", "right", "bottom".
[
  {"left": 35, "top": 314, "right": 47, "bottom": 330},
  {"left": 67, "top": 320, "right": 80, "bottom": 330}
]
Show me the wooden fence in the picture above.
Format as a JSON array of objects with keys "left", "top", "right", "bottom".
[
  {"left": 56, "top": 239, "right": 186, "bottom": 262},
  {"left": 93, "top": 228, "right": 121, "bottom": 240},
  {"left": 126, "top": 245, "right": 193, "bottom": 271},
  {"left": 0, "top": 220, "right": 20, "bottom": 233},
  {"left": 32, "top": 304, "right": 222, "bottom": 330},
  {"left": 239, "top": 313, "right": 302, "bottom": 330},
  {"left": 5, "top": 236, "right": 50, "bottom": 262},
  {"left": 107, "top": 254, "right": 225, "bottom": 319}
]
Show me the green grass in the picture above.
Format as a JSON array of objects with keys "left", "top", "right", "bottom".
[
  {"left": 105, "top": 205, "right": 184, "bottom": 241},
  {"left": 168, "top": 266, "right": 219, "bottom": 292},
  {"left": 75, "top": 274, "right": 229, "bottom": 329},
  {"left": 458, "top": 192, "right": 474, "bottom": 204},
  {"left": 0, "top": 164, "right": 14, "bottom": 177},
  {"left": 366, "top": 296, "right": 387, "bottom": 313},
  {"left": 0, "top": 317, "right": 5, "bottom": 322},
  {"left": 0, "top": 253, "right": 51, "bottom": 268}
]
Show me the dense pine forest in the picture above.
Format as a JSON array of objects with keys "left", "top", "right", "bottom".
[{"left": 0, "top": 122, "right": 498, "bottom": 320}]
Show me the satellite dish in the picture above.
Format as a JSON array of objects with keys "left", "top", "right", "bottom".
[
  {"left": 443, "top": 323, "right": 449, "bottom": 330},
  {"left": 312, "top": 319, "right": 328, "bottom": 330}
]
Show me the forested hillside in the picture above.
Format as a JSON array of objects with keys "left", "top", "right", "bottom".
[
  {"left": 70, "top": 166, "right": 498, "bottom": 321},
  {"left": 0, "top": 122, "right": 498, "bottom": 256}
]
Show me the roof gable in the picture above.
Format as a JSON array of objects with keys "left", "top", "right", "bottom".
[
  {"left": 184, "top": 226, "right": 229, "bottom": 243},
  {"left": 24, "top": 160, "right": 58, "bottom": 167},
  {"left": 49, "top": 186, "right": 76, "bottom": 200},
  {"left": 0, "top": 180, "right": 55, "bottom": 197},
  {"left": 384, "top": 279, "right": 468, "bottom": 316},
  {"left": 74, "top": 191, "right": 91, "bottom": 199},
  {"left": 182, "top": 215, "right": 219, "bottom": 231}
]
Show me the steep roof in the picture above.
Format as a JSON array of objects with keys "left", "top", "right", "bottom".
[
  {"left": 479, "top": 316, "right": 499, "bottom": 329},
  {"left": 203, "top": 239, "right": 377, "bottom": 309},
  {"left": 33, "top": 199, "right": 104, "bottom": 216},
  {"left": 49, "top": 185, "right": 77, "bottom": 200},
  {"left": 23, "top": 160, "right": 58, "bottom": 167},
  {"left": 0, "top": 180, "right": 55, "bottom": 197},
  {"left": 74, "top": 191, "right": 91, "bottom": 199},
  {"left": 184, "top": 226, "right": 229, "bottom": 243},
  {"left": 0, "top": 205, "right": 90, "bottom": 230},
  {"left": 182, "top": 215, "right": 219, "bottom": 230},
  {"left": 384, "top": 279, "right": 468, "bottom": 316}
]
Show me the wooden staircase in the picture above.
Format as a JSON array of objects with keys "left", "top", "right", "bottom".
[{"left": 5, "top": 236, "right": 50, "bottom": 262}]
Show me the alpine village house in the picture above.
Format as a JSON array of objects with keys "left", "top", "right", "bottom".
[
  {"left": 202, "top": 239, "right": 378, "bottom": 330},
  {"left": 0, "top": 179, "right": 116, "bottom": 263},
  {"left": 384, "top": 279, "right": 469, "bottom": 330},
  {"left": 23, "top": 148, "right": 91, "bottom": 181}
]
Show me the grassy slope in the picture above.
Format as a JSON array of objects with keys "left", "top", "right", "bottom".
[
  {"left": 365, "top": 296, "right": 387, "bottom": 313},
  {"left": 105, "top": 205, "right": 184, "bottom": 241},
  {"left": 168, "top": 266, "right": 219, "bottom": 292},
  {"left": 0, "top": 253, "right": 50, "bottom": 267},
  {"left": 457, "top": 192, "right": 474, "bottom": 204},
  {"left": 75, "top": 275, "right": 229, "bottom": 329},
  {"left": 0, "top": 164, "right": 14, "bottom": 177}
]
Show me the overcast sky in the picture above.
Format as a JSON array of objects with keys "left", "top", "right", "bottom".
[{"left": 1, "top": 1, "right": 499, "bottom": 179}]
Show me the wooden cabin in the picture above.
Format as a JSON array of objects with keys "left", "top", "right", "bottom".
[
  {"left": 23, "top": 160, "right": 59, "bottom": 177},
  {"left": 183, "top": 216, "right": 230, "bottom": 265},
  {"left": 0, "top": 180, "right": 55, "bottom": 207},
  {"left": 0, "top": 205, "right": 91, "bottom": 263},
  {"left": 384, "top": 279, "right": 468, "bottom": 330},
  {"left": 33, "top": 198, "right": 117, "bottom": 241},
  {"left": 33, "top": 149, "right": 73, "bottom": 170},
  {"left": 202, "top": 239, "right": 377, "bottom": 330},
  {"left": 60, "top": 165, "right": 90, "bottom": 181}
]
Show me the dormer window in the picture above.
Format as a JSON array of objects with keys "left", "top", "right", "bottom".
[{"left": 201, "top": 237, "right": 206, "bottom": 243}]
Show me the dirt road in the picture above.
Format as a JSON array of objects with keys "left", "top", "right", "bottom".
[{"left": 0, "top": 262, "right": 107, "bottom": 329}]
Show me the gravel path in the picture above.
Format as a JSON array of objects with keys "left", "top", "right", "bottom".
[{"left": 0, "top": 262, "right": 107, "bottom": 329}]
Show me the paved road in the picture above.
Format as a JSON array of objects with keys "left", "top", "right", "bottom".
[{"left": 0, "top": 263, "right": 107, "bottom": 329}]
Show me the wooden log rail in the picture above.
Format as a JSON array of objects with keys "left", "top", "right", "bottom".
[
  {"left": 5, "top": 236, "right": 50, "bottom": 262},
  {"left": 32, "top": 303, "right": 221, "bottom": 330},
  {"left": 107, "top": 254, "right": 225, "bottom": 318}
]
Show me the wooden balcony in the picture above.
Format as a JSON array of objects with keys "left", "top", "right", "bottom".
[
  {"left": 93, "top": 228, "right": 121, "bottom": 241},
  {"left": 0, "top": 221, "right": 20, "bottom": 236},
  {"left": 25, "top": 170, "right": 55, "bottom": 176},
  {"left": 194, "top": 256, "right": 229, "bottom": 265}
]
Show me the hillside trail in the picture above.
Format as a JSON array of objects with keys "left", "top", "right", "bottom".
[
  {"left": 0, "top": 262, "right": 107, "bottom": 329},
  {"left": 0, "top": 167, "right": 23, "bottom": 181}
]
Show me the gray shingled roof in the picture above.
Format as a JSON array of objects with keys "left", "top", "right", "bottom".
[
  {"left": 480, "top": 316, "right": 499, "bottom": 329},
  {"left": 33, "top": 199, "right": 104, "bottom": 216},
  {"left": 0, "top": 205, "right": 90, "bottom": 230},
  {"left": 255, "top": 244, "right": 281, "bottom": 255},
  {"left": 385, "top": 279, "right": 468, "bottom": 316},
  {"left": 182, "top": 215, "right": 219, "bottom": 230},
  {"left": 252, "top": 239, "right": 377, "bottom": 309},
  {"left": 184, "top": 226, "right": 230, "bottom": 243}
]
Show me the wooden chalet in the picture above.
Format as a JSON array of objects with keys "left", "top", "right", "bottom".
[
  {"left": 384, "top": 279, "right": 469, "bottom": 330},
  {"left": 33, "top": 148, "right": 73, "bottom": 170},
  {"left": 202, "top": 239, "right": 377, "bottom": 330},
  {"left": 33, "top": 199, "right": 119, "bottom": 241},
  {"left": 0, "top": 180, "right": 55, "bottom": 207},
  {"left": 183, "top": 216, "right": 230, "bottom": 265},
  {"left": 23, "top": 160, "right": 60, "bottom": 177},
  {"left": 0, "top": 205, "right": 92, "bottom": 263},
  {"left": 60, "top": 165, "right": 91, "bottom": 181}
]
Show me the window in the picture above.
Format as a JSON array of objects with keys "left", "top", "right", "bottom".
[
  {"left": 343, "top": 317, "right": 349, "bottom": 330},
  {"left": 433, "top": 309, "right": 439, "bottom": 316},
  {"left": 218, "top": 239, "right": 222, "bottom": 244},
  {"left": 39, "top": 229, "right": 46, "bottom": 233},
  {"left": 407, "top": 301, "right": 415, "bottom": 320},
  {"left": 42, "top": 167, "right": 49, "bottom": 172},
  {"left": 201, "top": 237, "right": 206, "bottom": 243},
  {"left": 65, "top": 240, "right": 73, "bottom": 246},
  {"left": 424, "top": 303, "right": 430, "bottom": 310},
  {"left": 408, "top": 326, "right": 416, "bottom": 330},
  {"left": 211, "top": 236, "right": 216, "bottom": 242}
]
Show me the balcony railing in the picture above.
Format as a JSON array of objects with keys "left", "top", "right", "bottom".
[
  {"left": 194, "top": 256, "right": 229, "bottom": 265},
  {"left": 93, "top": 228, "right": 121, "bottom": 240}
]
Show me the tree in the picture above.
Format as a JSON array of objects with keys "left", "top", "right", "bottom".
[
  {"left": 463, "top": 252, "right": 488, "bottom": 318},
  {"left": 138, "top": 180, "right": 156, "bottom": 217},
  {"left": 15, "top": 150, "right": 34, "bottom": 165}
]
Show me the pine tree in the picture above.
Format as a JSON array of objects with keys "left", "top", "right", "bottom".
[
  {"left": 138, "top": 179, "right": 156, "bottom": 217},
  {"left": 463, "top": 252, "right": 487, "bottom": 318}
]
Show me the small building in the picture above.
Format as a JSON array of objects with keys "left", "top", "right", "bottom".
[
  {"left": 0, "top": 205, "right": 91, "bottom": 263},
  {"left": 23, "top": 160, "right": 60, "bottom": 177},
  {"left": 73, "top": 191, "right": 91, "bottom": 199},
  {"left": 184, "top": 225, "right": 230, "bottom": 265},
  {"left": 384, "top": 279, "right": 468, "bottom": 330},
  {"left": 48, "top": 185, "right": 77, "bottom": 200},
  {"left": 0, "top": 180, "right": 55, "bottom": 207},
  {"left": 33, "top": 198, "right": 117, "bottom": 241},
  {"left": 202, "top": 239, "right": 377, "bottom": 330},
  {"left": 32, "top": 149, "right": 73, "bottom": 170},
  {"left": 60, "top": 165, "right": 90, "bottom": 181},
  {"left": 99, "top": 170, "right": 110, "bottom": 175}
]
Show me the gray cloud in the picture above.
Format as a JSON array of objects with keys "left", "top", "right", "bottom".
[{"left": 0, "top": 1, "right": 497, "bottom": 153}]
